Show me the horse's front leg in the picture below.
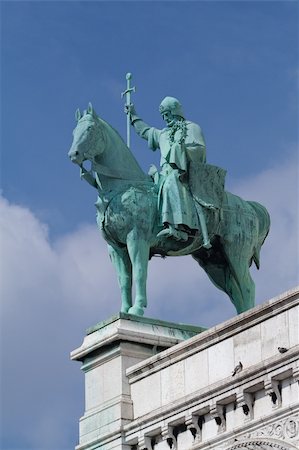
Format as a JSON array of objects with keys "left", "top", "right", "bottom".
[
  {"left": 108, "top": 244, "right": 132, "bottom": 313},
  {"left": 126, "top": 232, "right": 150, "bottom": 316}
]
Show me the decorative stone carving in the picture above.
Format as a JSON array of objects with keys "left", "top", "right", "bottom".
[
  {"left": 292, "top": 366, "right": 299, "bottom": 383},
  {"left": 264, "top": 379, "right": 282, "bottom": 408},
  {"left": 210, "top": 404, "right": 226, "bottom": 433},
  {"left": 243, "top": 414, "right": 299, "bottom": 442},
  {"left": 237, "top": 392, "right": 254, "bottom": 420},
  {"left": 185, "top": 413, "right": 202, "bottom": 442},
  {"left": 227, "top": 438, "right": 294, "bottom": 449},
  {"left": 161, "top": 424, "right": 177, "bottom": 449},
  {"left": 284, "top": 417, "right": 298, "bottom": 439},
  {"left": 138, "top": 435, "right": 154, "bottom": 450}
]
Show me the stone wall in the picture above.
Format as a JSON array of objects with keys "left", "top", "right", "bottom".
[{"left": 71, "top": 287, "right": 299, "bottom": 450}]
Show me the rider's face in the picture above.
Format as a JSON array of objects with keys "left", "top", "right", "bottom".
[{"left": 162, "top": 110, "right": 176, "bottom": 127}]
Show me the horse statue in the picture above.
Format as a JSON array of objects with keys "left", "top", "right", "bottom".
[{"left": 68, "top": 103, "right": 270, "bottom": 316}]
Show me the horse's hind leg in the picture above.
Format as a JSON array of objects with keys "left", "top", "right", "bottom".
[
  {"left": 192, "top": 251, "right": 254, "bottom": 314},
  {"left": 108, "top": 244, "right": 132, "bottom": 313},
  {"left": 227, "top": 257, "right": 255, "bottom": 313},
  {"left": 192, "top": 253, "right": 231, "bottom": 304},
  {"left": 126, "top": 233, "right": 150, "bottom": 317}
]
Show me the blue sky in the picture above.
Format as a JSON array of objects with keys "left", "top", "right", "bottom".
[{"left": 1, "top": 1, "right": 298, "bottom": 449}]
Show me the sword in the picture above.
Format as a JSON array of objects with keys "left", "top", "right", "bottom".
[{"left": 121, "top": 72, "right": 136, "bottom": 148}]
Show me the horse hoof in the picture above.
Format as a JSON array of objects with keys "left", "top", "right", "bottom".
[{"left": 128, "top": 305, "right": 144, "bottom": 316}]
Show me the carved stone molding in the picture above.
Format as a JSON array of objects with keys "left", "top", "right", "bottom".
[
  {"left": 237, "top": 392, "right": 254, "bottom": 421},
  {"left": 243, "top": 414, "right": 299, "bottom": 442},
  {"left": 264, "top": 379, "right": 282, "bottom": 409},
  {"left": 185, "top": 413, "right": 202, "bottom": 442},
  {"left": 161, "top": 424, "right": 177, "bottom": 449},
  {"left": 210, "top": 404, "right": 226, "bottom": 433},
  {"left": 227, "top": 438, "right": 296, "bottom": 449},
  {"left": 138, "top": 435, "right": 153, "bottom": 450},
  {"left": 292, "top": 366, "right": 299, "bottom": 383}
]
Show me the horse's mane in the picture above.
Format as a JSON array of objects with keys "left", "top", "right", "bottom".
[
  {"left": 97, "top": 115, "right": 146, "bottom": 179},
  {"left": 99, "top": 117, "right": 126, "bottom": 146}
]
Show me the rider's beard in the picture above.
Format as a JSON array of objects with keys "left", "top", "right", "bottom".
[{"left": 166, "top": 119, "right": 176, "bottom": 128}]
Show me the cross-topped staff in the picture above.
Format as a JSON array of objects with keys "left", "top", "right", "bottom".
[{"left": 121, "top": 72, "right": 136, "bottom": 148}]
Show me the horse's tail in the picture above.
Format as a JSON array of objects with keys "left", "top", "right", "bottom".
[{"left": 248, "top": 201, "right": 270, "bottom": 269}]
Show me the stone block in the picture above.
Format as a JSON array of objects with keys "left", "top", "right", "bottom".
[
  {"left": 184, "top": 349, "right": 209, "bottom": 395},
  {"left": 253, "top": 388, "right": 269, "bottom": 418},
  {"left": 288, "top": 305, "right": 299, "bottom": 348},
  {"left": 161, "top": 360, "right": 185, "bottom": 406},
  {"left": 261, "top": 311, "right": 289, "bottom": 360},
  {"left": 131, "top": 370, "right": 161, "bottom": 418},
  {"left": 233, "top": 324, "right": 262, "bottom": 368},
  {"left": 208, "top": 337, "right": 234, "bottom": 384}
]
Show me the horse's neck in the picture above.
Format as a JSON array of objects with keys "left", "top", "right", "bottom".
[
  {"left": 100, "top": 119, "right": 146, "bottom": 182},
  {"left": 95, "top": 172, "right": 132, "bottom": 193}
]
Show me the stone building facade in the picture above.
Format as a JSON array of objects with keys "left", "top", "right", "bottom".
[{"left": 71, "top": 287, "right": 299, "bottom": 450}]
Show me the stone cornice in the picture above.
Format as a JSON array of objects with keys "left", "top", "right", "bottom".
[
  {"left": 126, "top": 287, "right": 299, "bottom": 381},
  {"left": 124, "top": 349, "right": 299, "bottom": 435},
  {"left": 71, "top": 316, "right": 205, "bottom": 362}
]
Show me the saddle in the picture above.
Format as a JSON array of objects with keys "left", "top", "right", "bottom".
[{"left": 189, "top": 163, "right": 227, "bottom": 211}]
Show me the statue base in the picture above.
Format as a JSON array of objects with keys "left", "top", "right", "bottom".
[
  {"left": 71, "top": 313, "right": 205, "bottom": 449},
  {"left": 71, "top": 289, "right": 299, "bottom": 450}
]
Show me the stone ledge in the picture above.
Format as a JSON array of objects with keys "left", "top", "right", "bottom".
[
  {"left": 124, "top": 403, "right": 299, "bottom": 450},
  {"left": 75, "top": 429, "right": 124, "bottom": 450},
  {"left": 79, "top": 393, "right": 133, "bottom": 423},
  {"left": 124, "top": 349, "right": 299, "bottom": 435},
  {"left": 126, "top": 287, "right": 299, "bottom": 380},
  {"left": 71, "top": 314, "right": 205, "bottom": 362},
  {"left": 193, "top": 407, "right": 299, "bottom": 450},
  {"left": 86, "top": 312, "right": 206, "bottom": 335}
]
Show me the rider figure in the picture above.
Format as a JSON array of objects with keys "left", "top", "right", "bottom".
[{"left": 126, "top": 96, "right": 212, "bottom": 248}]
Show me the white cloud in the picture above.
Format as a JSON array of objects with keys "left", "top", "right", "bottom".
[
  {"left": 0, "top": 197, "right": 118, "bottom": 450},
  {"left": 0, "top": 153, "right": 298, "bottom": 449}
]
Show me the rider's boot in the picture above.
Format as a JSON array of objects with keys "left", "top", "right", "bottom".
[{"left": 157, "top": 224, "right": 188, "bottom": 242}]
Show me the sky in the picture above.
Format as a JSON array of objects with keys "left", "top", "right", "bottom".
[{"left": 0, "top": 1, "right": 298, "bottom": 449}]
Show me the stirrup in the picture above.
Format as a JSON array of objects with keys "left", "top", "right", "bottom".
[
  {"left": 157, "top": 227, "right": 188, "bottom": 242},
  {"left": 172, "top": 228, "right": 188, "bottom": 242}
]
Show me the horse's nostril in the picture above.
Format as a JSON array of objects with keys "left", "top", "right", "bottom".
[{"left": 69, "top": 149, "right": 79, "bottom": 161}]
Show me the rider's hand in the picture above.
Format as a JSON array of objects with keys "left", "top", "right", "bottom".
[{"left": 124, "top": 103, "right": 136, "bottom": 116}]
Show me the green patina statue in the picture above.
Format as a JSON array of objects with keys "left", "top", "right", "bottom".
[
  {"left": 127, "top": 96, "right": 213, "bottom": 248},
  {"left": 68, "top": 81, "right": 270, "bottom": 317}
]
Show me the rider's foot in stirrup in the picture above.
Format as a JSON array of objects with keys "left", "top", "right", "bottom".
[{"left": 157, "top": 225, "right": 188, "bottom": 242}]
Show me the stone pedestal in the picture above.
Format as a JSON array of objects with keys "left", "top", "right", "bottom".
[
  {"left": 71, "top": 288, "right": 299, "bottom": 450},
  {"left": 71, "top": 313, "right": 205, "bottom": 450}
]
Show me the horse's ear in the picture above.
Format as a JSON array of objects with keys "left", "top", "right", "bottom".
[
  {"left": 88, "top": 102, "right": 97, "bottom": 118},
  {"left": 75, "top": 108, "right": 82, "bottom": 121}
]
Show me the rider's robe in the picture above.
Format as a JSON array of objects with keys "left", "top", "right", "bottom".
[{"left": 133, "top": 119, "right": 207, "bottom": 229}]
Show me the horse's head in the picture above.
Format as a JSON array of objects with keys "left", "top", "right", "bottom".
[{"left": 68, "top": 103, "right": 105, "bottom": 166}]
